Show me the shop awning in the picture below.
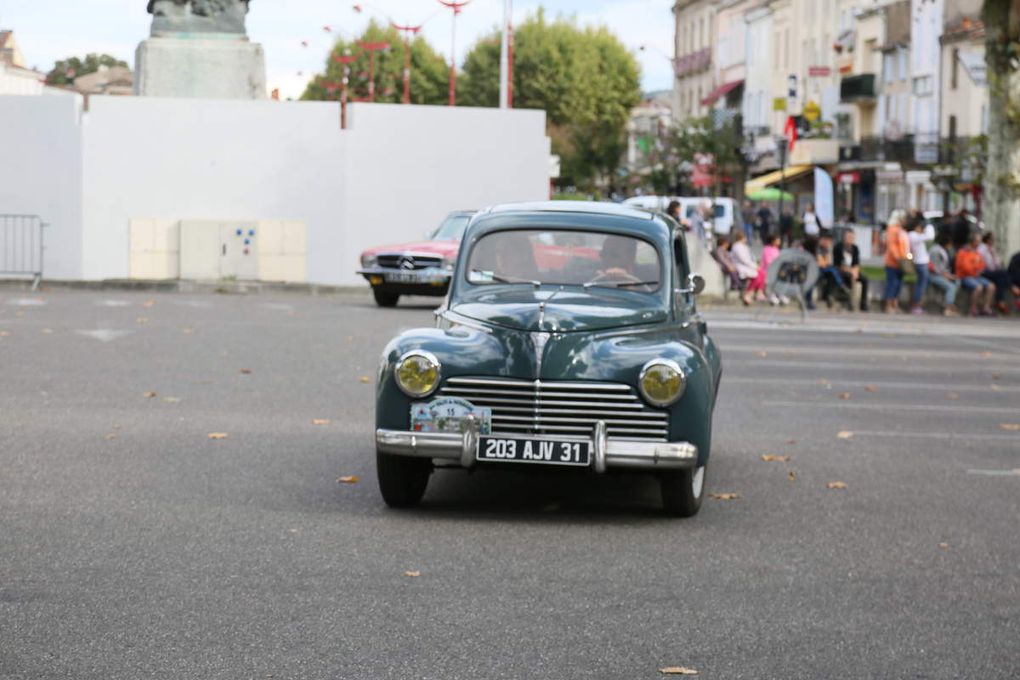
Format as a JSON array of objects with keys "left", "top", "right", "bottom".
[
  {"left": 701, "top": 79, "right": 743, "bottom": 107},
  {"left": 745, "top": 165, "right": 813, "bottom": 194}
]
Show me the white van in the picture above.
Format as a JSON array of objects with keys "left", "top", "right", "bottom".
[{"left": 623, "top": 196, "right": 737, "bottom": 236}]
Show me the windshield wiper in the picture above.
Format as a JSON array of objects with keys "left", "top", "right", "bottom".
[
  {"left": 584, "top": 280, "right": 658, "bottom": 289},
  {"left": 470, "top": 270, "right": 542, "bottom": 287}
]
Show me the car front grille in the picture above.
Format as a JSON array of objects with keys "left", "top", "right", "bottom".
[
  {"left": 438, "top": 377, "right": 669, "bottom": 441},
  {"left": 376, "top": 254, "right": 443, "bottom": 270}
]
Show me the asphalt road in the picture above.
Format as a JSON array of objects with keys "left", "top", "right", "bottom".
[{"left": 1, "top": 289, "right": 1018, "bottom": 680}]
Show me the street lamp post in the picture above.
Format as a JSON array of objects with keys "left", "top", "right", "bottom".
[
  {"left": 333, "top": 52, "right": 358, "bottom": 129},
  {"left": 438, "top": 0, "right": 471, "bottom": 106},
  {"left": 391, "top": 22, "right": 424, "bottom": 104},
  {"left": 499, "top": 0, "right": 513, "bottom": 108},
  {"left": 357, "top": 40, "right": 390, "bottom": 103}
]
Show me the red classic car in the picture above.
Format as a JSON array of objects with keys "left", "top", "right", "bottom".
[{"left": 357, "top": 211, "right": 475, "bottom": 307}]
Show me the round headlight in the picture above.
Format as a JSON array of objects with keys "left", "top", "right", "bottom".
[
  {"left": 639, "top": 359, "right": 686, "bottom": 407},
  {"left": 361, "top": 254, "right": 377, "bottom": 268},
  {"left": 395, "top": 350, "right": 441, "bottom": 398}
]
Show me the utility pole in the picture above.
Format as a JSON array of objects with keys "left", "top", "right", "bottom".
[
  {"left": 499, "top": 0, "right": 513, "bottom": 108},
  {"left": 391, "top": 22, "right": 424, "bottom": 104},
  {"left": 438, "top": 0, "right": 471, "bottom": 106},
  {"left": 357, "top": 40, "right": 389, "bottom": 103}
]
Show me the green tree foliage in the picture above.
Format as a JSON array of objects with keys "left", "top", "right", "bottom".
[
  {"left": 459, "top": 10, "right": 642, "bottom": 190},
  {"left": 46, "top": 54, "right": 127, "bottom": 86},
  {"left": 658, "top": 115, "right": 747, "bottom": 198},
  {"left": 302, "top": 21, "right": 449, "bottom": 105}
]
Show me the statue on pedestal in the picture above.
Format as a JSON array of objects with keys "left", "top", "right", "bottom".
[{"left": 147, "top": 0, "right": 252, "bottom": 37}]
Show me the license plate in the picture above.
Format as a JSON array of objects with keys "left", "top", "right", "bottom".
[
  {"left": 477, "top": 436, "right": 591, "bottom": 467},
  {"left": 385, "top": 271, "right": 443, "bottom": 284}
]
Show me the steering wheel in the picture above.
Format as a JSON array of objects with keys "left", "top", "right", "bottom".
[{"left": 590, "top": 267, "right": 644, "bottom": 285}]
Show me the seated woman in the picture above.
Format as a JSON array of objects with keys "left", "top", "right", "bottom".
[
  {"left": 955, "top": 233, "right": 996, "bottom": 316},
  {"left": 712, "top": 235, "right": 742, "bottom": 293},
  {"left": 728, "top": 230, "right": 759, "bottom": 306},
  {"left": 977, "top": 232, "right": 1017, "bottom": 314}
]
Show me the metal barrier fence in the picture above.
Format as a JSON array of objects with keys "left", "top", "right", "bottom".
[{"left": 0, "top": 215, "right": 45, "bottom": 290}]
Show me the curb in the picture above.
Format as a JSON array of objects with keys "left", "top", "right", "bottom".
[{"left": 0, "top": 279, "right": 370, "bottom": 296}]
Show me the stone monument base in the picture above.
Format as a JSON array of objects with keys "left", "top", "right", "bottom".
[{"left": 135, "top": 37, "right": 266, "bottom": 99}]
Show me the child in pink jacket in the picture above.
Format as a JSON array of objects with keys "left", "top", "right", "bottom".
[{"left": 748, "top": 234, "right": 782, "bottom": 301}]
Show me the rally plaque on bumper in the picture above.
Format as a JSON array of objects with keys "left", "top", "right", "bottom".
[{"left": 477, "top": 436, "right": 591, "bottom": 467}]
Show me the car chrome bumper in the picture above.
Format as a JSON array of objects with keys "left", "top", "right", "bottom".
[{"left": 375, "top": 425, "right": 697, "bottom": 472}]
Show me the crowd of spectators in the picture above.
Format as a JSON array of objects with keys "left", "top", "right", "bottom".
[{"left": 708, "top": 202, "right": 1020, "bottom": 317}]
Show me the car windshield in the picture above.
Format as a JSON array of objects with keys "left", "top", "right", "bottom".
[
  {"left": 466, "top": 229, "right": 661, "bottom": 291},
  {"left": 432, "top": 214, "right": 472, "bottom": 241}
]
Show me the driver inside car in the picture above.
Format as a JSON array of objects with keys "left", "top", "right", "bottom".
[{"left": 598, "top": 236, "right": 638, "bottom": 279}]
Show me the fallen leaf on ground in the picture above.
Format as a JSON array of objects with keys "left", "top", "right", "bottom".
[
  {"left": 837, "top": 431, "right": 854, "bottom": 440},
  {"left": 838, "top": 392, "right": 852, "bottom": 400},
  {"left": 946, "top": 392, "right": 960, "bottom": 400},
  {"left": 817, "top": 378, "right": 831, "bottom": 385},
  {"left": 104, "top": 433, "right": 118, "bottom": 440},
  {"left": 181, "top": 328, "right": 194, "bottom": 335},
  {"left": 785, "top": 439, "right": 797, "bottom": 445},
  {"left": 788, "top": 470, "right": 797, "bottom": 481},
  {"left": 980, "top": 351, "right": 992, "bottom": 358},
  {"left": 312, "top": 419, "right": 331, "bottom": 426},
  {"left": 403, "top": 570, "right": 421, "bottom": 578},
  {"left": 990, "top": 384, "right": 1003, "bottom": 392},
  {"left": 142, "top": 300, "right": 155, "bottom": 308},
  {"left": 136, "top": 317, "right": 148, "bottom": 324},
  {"left": 239, "top": 368, "right": 252, "bottom": 375},
  {"left": 358, "top": 376, "right": 371, "bottom": 384},
  {"left": 207, "top": 432, "right": 229, "bottom": 440},
  {"left": 42, "top": 328, "right": 53, "bottom": 334},
  {"left": 999, "top": 423, "right": 1020, "bottom": 432},
  {"left": 709, "top": 492, "right": 740, "bottom": 501},
  {"left": 991, "top": 373, "right": 1001, "bottom": 380},
  {"left": 659, "top": 667, "right": 699, "bottom": 676},
  {"left": 163, "top": 397, "right": 180, "bottom": 403},
  {"left": 761, "top": 454, "right": 791, "bottom": 463},
  {"left": 864, "top": 385, "right": 878, "bottom": 393},
  {"left": 826, "top": 481, "right": 848, "bottom": 490},
  {"left": 337, "top": 475, "right": 359, "bottom": 484},
  {"left": 143, "top": 391, "right": 157, "bottom": 398},
  {"left": 757, "top": 351, "right": 768, "bottom": 358},
  {"left": 938, "top": 543, "right": 949, "bottom": 549},
  {"left": 0, "top": 331, "right": 10, "bottom": 337}
]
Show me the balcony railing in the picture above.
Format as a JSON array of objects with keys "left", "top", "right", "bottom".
[
  {"left": 840, "top": 73, "right": 877, "bottom": 103},
  {"left": 860, "top": 135, "right": 916, "bottom": 164},
  {"left": 675, "top": 48, "right": 712, "bottom": 77}
]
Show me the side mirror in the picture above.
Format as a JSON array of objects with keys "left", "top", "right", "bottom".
[{"left": 677, "top": 273, "right": 706, "bottom": 296}]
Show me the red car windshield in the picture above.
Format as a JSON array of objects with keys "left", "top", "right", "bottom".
[{"left": 432, "top": 214, "right": 472, "bottom": 241}]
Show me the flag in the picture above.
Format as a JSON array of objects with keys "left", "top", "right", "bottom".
[{"left": 784, "top": 116, "right": 798, "bottom": 152}]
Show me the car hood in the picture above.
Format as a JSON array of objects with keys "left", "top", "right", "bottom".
[
  {"left": 451, "top": 288, "right": 668, "bottom": 333},
  {"left": 361, "top": 240, "right": 459, "bottom": 258}
]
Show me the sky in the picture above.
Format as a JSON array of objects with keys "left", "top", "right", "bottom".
[{"left": 0, "top": 0, "right": 674, "bottom": 99}]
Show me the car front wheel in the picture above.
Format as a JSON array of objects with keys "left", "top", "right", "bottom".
[
  {"left": 373, "top": 289, "right": 400, "bottom": 307},
  {"left": 660, "top": 465, "right": 705, "bottom": 517},
  {"left": 376, "top": 450, "right": 431, "bottom": 508}
]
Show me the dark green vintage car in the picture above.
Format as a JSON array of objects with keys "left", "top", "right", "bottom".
[{"left": 374, "top": 201, "right": 722, "bottom": 516}]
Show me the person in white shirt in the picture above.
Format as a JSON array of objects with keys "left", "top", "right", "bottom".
[
  {"left": 907, "top": 214, "right": 935, "bottom": 314},
  {"left": 802, "top": 203, "right": 822, "bottom": 238},
  {"left": 728, "top": 230, "right": 759, "bottom": 306}
]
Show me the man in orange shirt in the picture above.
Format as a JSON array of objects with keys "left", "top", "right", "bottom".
[
  {"left": 882, "top": 210, "right": 911, "bottom": 313},
  {"left": 955, "top": 233, "right": 996, "bottom": 316}
]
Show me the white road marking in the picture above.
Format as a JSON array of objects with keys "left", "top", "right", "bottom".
[
  {"left": 6, "top": 298, "right": 46, "bottom": 306},
  {"left": 966, "top": 469, "right": 1020, "bottom": 476},
  {"left": 728, "top": 359, "right": 1020, "bottom": 376},
  {"left": 95, "top": 300, "right": 130, "bottom": 307},
  {"left": 769, "top": 401, "right": 1020, "bottom": 415},
  {"left": 722, "top": 345, "right": 1014, "bottom": 362},
  {"left": 725, "top": 377, "right": 1020, "bottom": 394},
  {"left": 174, "top": 300, "right": 213, "bottom": 308},
  {"left": 75, "top": 329, "right": 133, "bottom": 343},
  {"left": 839, "top": 430, "right": 1020, "bottom": 442},
  {"left": 262, "top": 303, "right": 294, "bottom": 311},
  {"left": 707, "top": 317, "right": 1020, "bottom": 342}
]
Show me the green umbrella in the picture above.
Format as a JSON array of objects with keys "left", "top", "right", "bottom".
[{"left": 747, "top": 187, "right": 794, "bottom": 202}]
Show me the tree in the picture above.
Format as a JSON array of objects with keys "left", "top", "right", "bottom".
[
  {"left": 459, "top": 11, "right": 642, "bottom": 191},
  {"left": 983, "top": 0, "right": 1020, "bottom": 256},
  {"left": 46, "top": 54, "right": 127, "bottom": 87},
  {"left": 302, "top": 21, "right": 449, "bottom": 105},
  {"left": 662, "top": 115, "right": 747, "bottom": 201}
]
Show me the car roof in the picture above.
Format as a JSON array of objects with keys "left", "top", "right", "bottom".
[{"left": 481, "top": 201, "right": 655, "bottom": 221}]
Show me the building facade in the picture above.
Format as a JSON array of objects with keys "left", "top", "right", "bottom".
[{"left": 673, "top": 0, "right": 718, "bottom": 121}]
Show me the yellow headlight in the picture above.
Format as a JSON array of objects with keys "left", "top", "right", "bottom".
[
  {"left": 395, "top": 351, "right": 441, "bottom": 398},
  {"left": 639, "top": 360, "right": 686, "bottom": 407}
]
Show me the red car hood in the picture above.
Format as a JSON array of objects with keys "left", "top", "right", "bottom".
[{"left": 361, "top": 240, "right": 460, "bottom": 258}]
